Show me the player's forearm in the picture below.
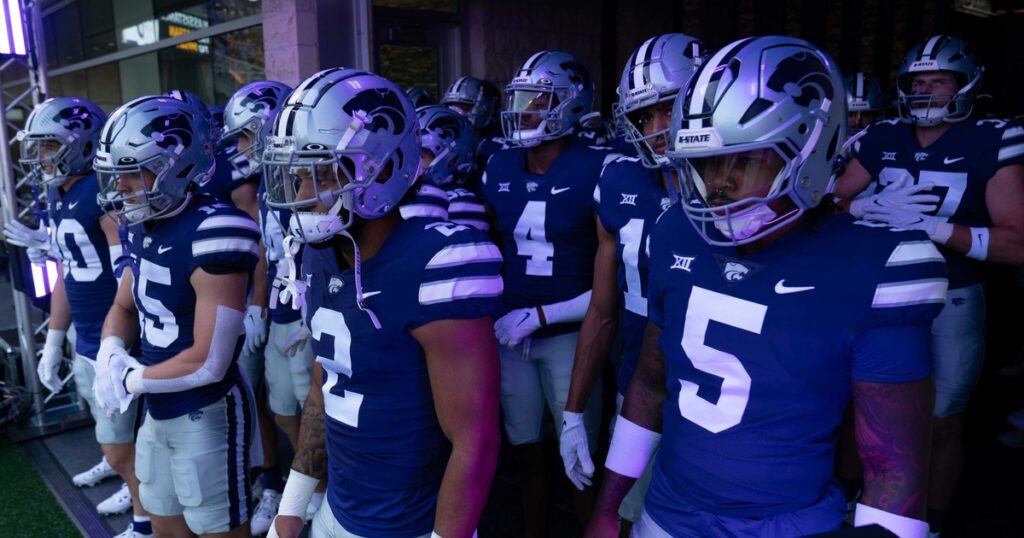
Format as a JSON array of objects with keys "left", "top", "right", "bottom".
[
  {"left": 565, "top": 303, "right": 617, "bottom": 413},
  {"left": 854, "top": 378, "right": 933, "bottom": 518},
  {"left": 593, "top": 468, "right": 638, "bottom": 517},
  {"left": 940, "top": 224, "right": 1024, "bottom": 265},
  {"left": 291, "top": 381, "right": 328, "bottom": 480},
  {"left": 101, "top": 301, "right": 138, "bottom": 346},
  {"left": 619, "top": 323, "right": 666, "bottom": 431},
  {"left": 48, "top": 276, "right": 72, "bottom": 331},
  {"left": 434, "top": 429, "right": 500, "bottom": 537},
  {"left": 251, "top": 251, "right": 269, "bottom": 308}
]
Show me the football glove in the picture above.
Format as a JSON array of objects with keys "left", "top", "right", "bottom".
[{"left": 559, "top": 410, "right": 594, "bottom": 490}]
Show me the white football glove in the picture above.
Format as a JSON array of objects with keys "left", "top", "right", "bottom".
[
  {"left": 559, "top": 410, "right": 594, "bottom": 490},
  {"left": 849, "top": 174, "right": 940, "bottom": 218},
  {"left": 94, "top": 337, "right": 141, "bottom": 418},
  {"left": 37, "top": 329, "right": 66, "bottom": 394},
  {"left": 862, "top": 204, "right": 955, "bottom": 244},
  {"left": 493, "top": 307, "right": 543, "bottom": 347},
  {"left": 3, "top": 219, "right": 50, "bottom": 250},
  {"left": 284, "top": 323, "right": 310, "bottom": 358},
  {"left": 243, "top": 305, "right": 269, "bottom": 356}
]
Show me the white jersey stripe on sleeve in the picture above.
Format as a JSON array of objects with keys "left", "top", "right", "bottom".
[
  {"left": 1002, "top": 126, "right": 1023, "bottom": 140},
  {"left": 425, "top": 242, "right": 502, "bottom": 269},
  {"left": 872, "top": 278, "right": 948, "bottom": 308},
  {"left": 885, "top": 240, "right": 945, "bottom": 267},
  {"left": 192, "top": 237, "right": 259, "bottom": 257},
  {"left": 998, "top": 142, "right": 1024, "bottom": 163},
  {"left": 451, "top": 218, "right": 489, "bottom": 231},
  {"left": 197, "top": 215, "right": 260, "bottom": 233},
  {"left": 418, "top": 275, "right": 504, "bottom": 305},
  {"left": 447, "top": 201, "right": 486, "bottom": 213},
  {"left": 399, "top": 204, "right": 448, "bottom": 220}
]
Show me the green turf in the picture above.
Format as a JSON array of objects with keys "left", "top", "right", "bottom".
[{"left": 0, "top": 434, "right": 79, "bottom": 537}]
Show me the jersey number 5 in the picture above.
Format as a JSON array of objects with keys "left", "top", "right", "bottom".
[
  {"left": 679, "top": 286, "right": 766, "bottom": 433},
  {"left": 310, "top": 307, "right": 364, "bottom": 427}
]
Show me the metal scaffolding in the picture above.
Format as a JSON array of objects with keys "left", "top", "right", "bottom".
[{"left": 0, "top": 0, "right": 50, "bottom": 427}]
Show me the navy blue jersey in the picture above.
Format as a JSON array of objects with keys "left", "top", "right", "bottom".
[
  {"left": 46, "top": 174, "right": 118, "bottom": 360},
  {"left": 302, "top": 217, "right": 502, "bottom": 537},
  {"left": 399, "top": 182, "right": 449, "bottom": 221},
  {"left": 474, "top": 124, "right": 505, "bottom": 182},
  {"left": 125, "top": 197, "right": 260, "bottom": 419},
  {"left": 643, "top": 207, "right": 945, "bottom": 526},
  {"left": 258, "top": 181, "right": 302, "bottom": 324},
  {"left": 482, "top": 139, "right": 615, "bottom": 338},
  {"left": 595, "top": 156, "right": 672, "bottom": 394},
  {"left": 197, "top": 146, "right": 258, "bottom": 204},
  {"left": 446, "top": 187, "right": 489, "bottom": 232},
  {"left": 853, "top": 118, "right": 1024, "bottom": 289}
]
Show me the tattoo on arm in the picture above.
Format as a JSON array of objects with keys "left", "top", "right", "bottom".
[
  {"left": 853, "top": 378, "right": 933, "bottom": 518},
  {"left": 292, "top": 374, "right": 328, "bottom": 480}
]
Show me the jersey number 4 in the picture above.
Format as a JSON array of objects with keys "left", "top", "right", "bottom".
[
  {"left": 514, "top": 201, "right": 554, "bottom": 276},
  {"left": 310, "top": 307, "right": 364, "bottom": 427},
  {"left": 679, "top": 286, "right": 765, "bottom": 433}
]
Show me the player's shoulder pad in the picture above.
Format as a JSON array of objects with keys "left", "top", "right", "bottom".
[
  {"left": 415, "top": 220, "right": 504, "bottom": 307},
  {"left": 845, "top": 219, "right": 947, "bottom": 310}
]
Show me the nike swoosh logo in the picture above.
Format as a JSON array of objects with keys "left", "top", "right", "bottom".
[
  {"left": 67, "top": 201, "right": 79, "bottom": 209},
  {"left": 157, "top": 245, "right": 172, "bottom": 254},
  {"left": 550, "top": 186, "right": 571, "bottom": 195},
  {"left": 774, "top": 279, "right": 814, "bottom": 294},
  {"left": 361, "top": 291, "right": 382, "bottom": 299},
  {"left": 943, "top": 156, "right": 965, "bottom": 164}
]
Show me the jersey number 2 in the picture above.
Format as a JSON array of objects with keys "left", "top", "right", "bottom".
[
  {"left": 679, "top": 286, "right": 765, "bottom": 433},
  {"left": 310, "top": 307, "right": 364, "bottom": 427}
]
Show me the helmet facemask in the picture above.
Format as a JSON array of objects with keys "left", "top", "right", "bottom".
[
  {"left": 501, "top": 86, "right": 571, "bottom": 147},
  {"left": 20, "top": 136, "right": 75, "bottom": 188},
  {"left": 897, "top": 71, "right": 977, "bottom": 127},
  {"left": 97, "top": 154, "right": 190, "bottom": 224},
  {"left": 618, "top": 98, "right": 675, "bottom": 168}
]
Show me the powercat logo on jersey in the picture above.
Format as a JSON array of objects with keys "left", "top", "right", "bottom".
[
  {"left": 674, "top": 127, "right": 722, "bottom": 150},
  {"left": 914, "top": 152, "right": 929, "bottom": 162},
  {"left": 713, "top": 254, "right": 764, "bottom": 284}
]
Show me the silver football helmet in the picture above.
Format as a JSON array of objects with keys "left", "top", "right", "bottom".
[
  {"left": 222, "top": 80, "right": 293, "bottom": 177},
  {"left": 417, "top": 105, "right": 476, "bottom": 186},
  {"left": 441, "top": 76, "right": 500, "bottom": 130},
  {"left": 95, "top": 96, "right": 216, "bottom": 223},
  {"left": 501, "top": 50, "right": 594, "bottom": 147},
  {"left": 263, "top": 68, "right": 421, "bottom": 244},
  {"left": 667, "top": 35, "right": 846, "bottom": 246},
  {"left": 615, "top": 33, "right": 707, "bottom": 168},
  {"left": 896, "top": 35, "right": 983, "bottom": 127},
  {"left": 165, "top": 89, "right": 219, "bottom": 143},
  {"left": 846, "top": 72, "right": 886, "bottom": 133},
  {"left": 18, "top": 96, "right": 107, "bottom": 187},
  {"left": 406, "top": 86, "right": 436, "bottom": 108}
]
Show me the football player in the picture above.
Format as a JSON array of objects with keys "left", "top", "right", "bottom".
[
  {"left": 835, "top": 35, "right": 1024, "bottom": 536},
  {"left": 3, "top": 97, "right": 151, "bottom": 537},
  {"left": 222, "top": 79, "right": 312, "bottom": 535},
  {"left": 847, "top": 72, "right": 887, "bottom": 133},
  {"left": 93, "top": 95, "right": 259, "bottom": 537},
  {"left": 483, "top": 50, "right": 612, "bottom": 533},
  {"left": 589, "top": 36, "right": 946, "bottom": 537},
  {"left": 263, "top": 68, "right": 502, "bottom": 538},
  {"left": 402, "top": 105, "right": 489, "bottom": 232},
  {"left": 440, "top": 76, "right": 504, "bottom": 176},
  {"left": 559, "top": 33, "right": 706, "bottom": 531}
]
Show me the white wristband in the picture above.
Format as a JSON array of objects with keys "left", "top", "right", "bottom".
[
  {"left": 45, "top": 329, "right": 66, "bottom": 348},
  {"left": 125, "top": 367, "right": 147, "bottom": 395},
  {"left": 278, "top": 470, "right": 319, "bottom": 518},
  {"left": 853, "top": 503, "right": 928, "bottom": 538},
  {"left": 849, "top": 198, "right": 867, "bottom": 218},
  {"left": 967, "top": 226, "right": 989, "bottom": 261},
  {"left": 605, "top": 415, "right": 661, "bottom": 478}
]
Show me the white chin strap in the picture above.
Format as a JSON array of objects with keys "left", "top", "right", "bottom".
[
  {"left": 715, "top": 204, "right": 778, "bottom": 241},
  {"left": 288, "top": 195, "right": 346, "bottom": 244},
  {"left": 511, "top": 121, "right": 548, "bottom": 147},
  {"left": 910, "top": 106, "right": 948, "bottom": 127}
]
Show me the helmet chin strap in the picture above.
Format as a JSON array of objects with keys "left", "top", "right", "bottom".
[
  {"left": 338, "top": 229, "right": 382, "bottom": 330},
  {"left": 715, "top": 204, "right": 778, "bottom": 241}
]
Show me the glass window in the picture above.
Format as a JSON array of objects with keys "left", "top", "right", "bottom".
[
  {"left": 379, "top": 44, "right": 439, "bottom": 99},
  {"left": 157, "top": 25, "right": 265, "bottom": 106},
  {"left": 373, "top": 0, "right": 458, "bottom": 12}
]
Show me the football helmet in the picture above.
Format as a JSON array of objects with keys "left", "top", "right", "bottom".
[
  {"left": 164, "top": 89, "right": 218, "bottom": 142},
  {"left": 417, "top": 105, "right": 476, "bottom": 186},
  {"left": 846, "top": 72, "right": 886, "bottom": 133},
  {"left": 441, "top": 76, "right": 500, "bottom": 130},
  {"left": 222, "top": 80, "right": 293, "bottom": 177},
  {"left": 615, "top": 33, "right": 707, "bottom": 168},
  {"left": 501, "top": 50, "right": 594, "bottom": 147},
  {"left": 667, "top": 35, "right": 846, "bottom": 246},
  {"left": 95, "top": 96, "right": 216, "bottom": 223},
  {"left": 18, "top": 97, "right": 107, "bottom": 187},
  {"left": 406, "top": 86, "right": 437, "bottom": 108},
  {"left": 896, "top": 35, "right": 983, "bottom": 126},
  {"left": 263, "top": 68, "right": 421, "bottom": 244}
]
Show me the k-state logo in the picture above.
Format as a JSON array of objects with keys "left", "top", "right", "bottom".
[
  {"left": 526, "top": 181, "right": 538, "bottom": 193},
  {"left": 713, "top": 254, "right": 764, "bottom": 284},
  {"left": 882, "top": 151, "right": 897, "bottom": 161},
  {"left": 188, "top": 410, "right": 204, "bottom": 422},
  {"left": 328, "top": 276, "right": 344, "bottom": 296},
  {"left": 143, "top": 236, "right": 153, "bottom": 249},
  {"left": 498, "top": 182, "right": 511, "bottom": 193},
  {"left": 620, "top": 193, "right": 637, "bottom": 206},
  {"left": 660, "top": 197, "right": 672, "bottom": 211},
  {"left": 723, "top": 262, "right": 749, "bottom": 281},
  {"left": 914, "top": 152, "right": 929, "bottom": 162},
  {"left": 670, "top": 254, "right": 694, "bottom": 272}
]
